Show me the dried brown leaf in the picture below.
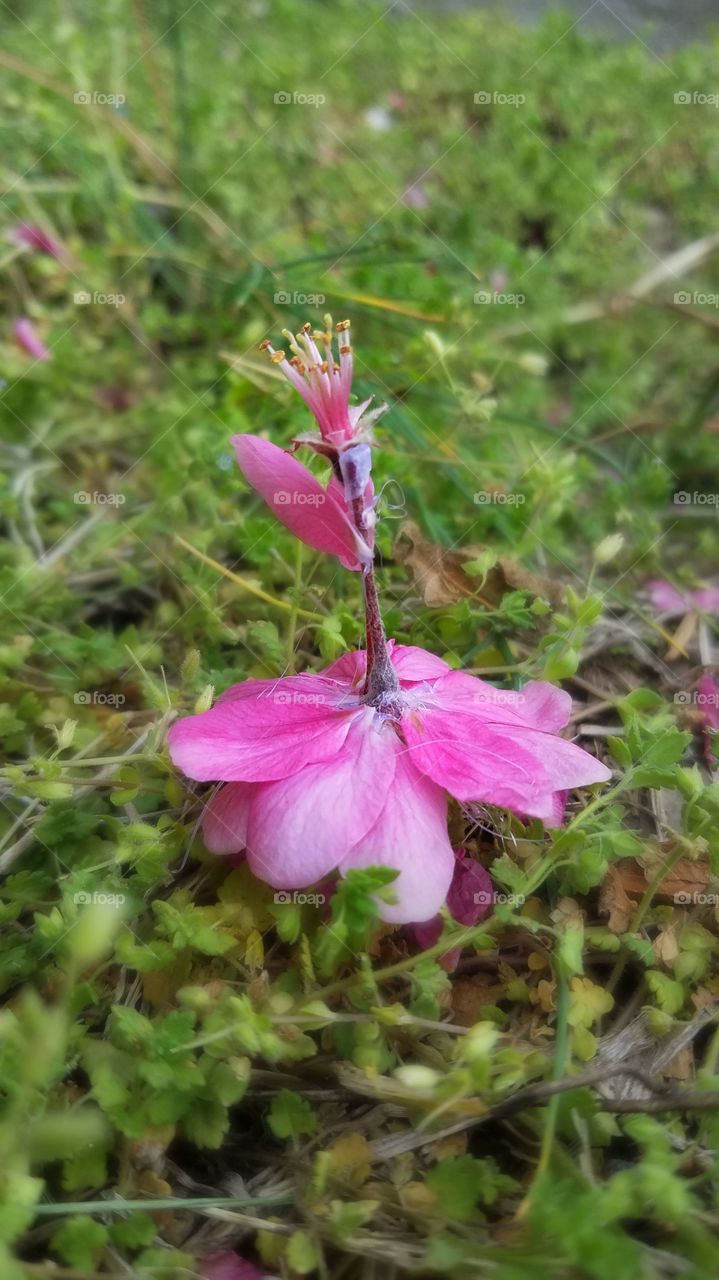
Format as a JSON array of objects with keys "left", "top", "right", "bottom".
[{"left": 393, "top": 520, "right": 563, "bottom": 608}]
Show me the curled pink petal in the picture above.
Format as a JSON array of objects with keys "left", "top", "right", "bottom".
[{"left": 232, "top": 433, "right": 370, "bottom": 569}]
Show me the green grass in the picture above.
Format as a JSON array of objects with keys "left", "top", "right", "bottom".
[{"left": 2, "top": 3, "right": 719, "bottom": 1277}]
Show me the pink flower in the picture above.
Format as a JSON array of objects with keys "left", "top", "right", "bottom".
[
  {"left": 261, "top": 319, "right": 385, "bottom": 456},
  {"left": 647, "top": 579, "right": 719, "bottom": 616},
  {"left": 232, "top": 319, "right": 385, "bottom": 569},
  {"left": 9, "top": 222, "right": 64, "bottom": 260},
  {"left": 13, "top": 318, "right": 50, "bottom": 361},
  {"left": 200, "top": 1252, "right": 266, "bottom": 1280},
  {"left": 168, "top": 643, "right": 610, "bottom": 924}
]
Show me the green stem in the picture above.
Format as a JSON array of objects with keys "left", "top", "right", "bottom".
[
  {"left": 32, "top": 1192, "right": 293, "bottom": 1216},
  {"left": 518, "top": 965, "right": 570, "bottom": 1217}
]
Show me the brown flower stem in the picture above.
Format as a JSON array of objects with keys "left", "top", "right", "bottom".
[{"left": 349, "top": 493, "right": 399, "bottom": 700}]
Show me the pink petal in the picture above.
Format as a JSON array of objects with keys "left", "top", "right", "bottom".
[
  {"left": 646, "top": 579, "right": 689, "bottom": 614},
  {"left": 11, "top": 223, "right": 64, "bottom": 259},
  {"left": 693, "top": 588, "right": 719, "bottom": 615},
  {"left": 246, "top": 712, "right": 397, "bottom": 886},
  {"left": 390, "top": 643, "right": 452, "bottom": 683},
  {"left": 446, "top": 852, "right": 494, "bottom": 924},
  {"left": 13, "top": 318, "right": 50, "bottom": 361},
  {"left": 321, "top": 650, "right": 367, "bottom": 688},
  {"left": 402, "top": 708, "right": 609, "bottom": 820},
  {"left": 201, "top": 1252, "right": 265, "bottom": 1280},
  {"left": 232, "top": 434, "right": 368, "bottom": 569},
  {"left": 434, "top": 671, "right": 571, "bottom": 732},
  {"left": 202, "top": 783, "right": 254, "bottom": 854},
  {"left": 341, "top": 754, "right": 454, "bottom": 922},
  {"left": 217, "top": 673, "right": 346, "bottom": 705},
  {"left": 322, "top": 642, "right": 451, "bottom": 690},
  {"left": 168, "top": 684, "right": 353, "bottom": 782}
]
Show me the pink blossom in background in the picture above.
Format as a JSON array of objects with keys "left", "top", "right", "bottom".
[
  {"left": 402, "top": 181, "right": 429, "bottom": 209},
  {"left": 200, "top": 1252, "right": 266, "bottom": 1280},
  {"left": 13, "top": 318, "right": 50, "bottom": 361},
  {"left": 647, "top": 579, "right": 719, "bottom": 616},
  {"left": 8, "top": 222, "right": 64, "bottom": 259},
  {"left": 168, "top": 643, "right": 610, "bottom": 924}
]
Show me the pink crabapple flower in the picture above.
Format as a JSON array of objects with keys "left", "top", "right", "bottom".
[
  {"left": 168, "top": 642, "right": 611, "bottom": 925},
  {"left": 647, "top": 579, "right": 719, "bottom": 617},
  {"left": 232, "top": 319, "right": 385, "bottom": 570},
  {"left": 13, "top": 318, "right": 50, "bottom": 361},
  {"left": 8, "top": 222, "right": 64, "bottom": 260}
]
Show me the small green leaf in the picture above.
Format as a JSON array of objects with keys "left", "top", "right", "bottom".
[{"left": 268, "top": 1089, "right": 317, "bottom": 1140}]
